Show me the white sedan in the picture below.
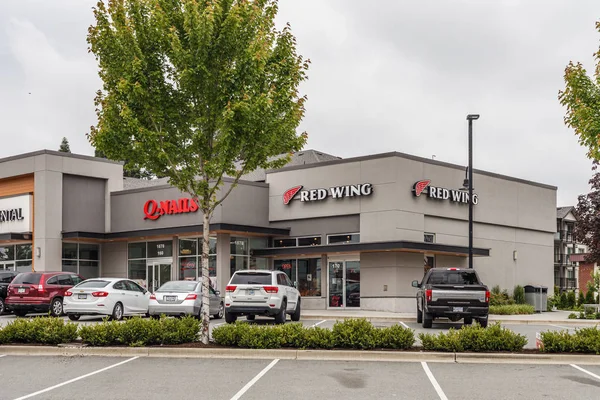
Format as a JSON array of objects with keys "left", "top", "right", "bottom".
[{"left": 63, "top": 278, "right": 150, "bottom": 321}]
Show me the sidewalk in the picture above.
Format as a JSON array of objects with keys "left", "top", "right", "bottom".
[{"left": 300, "top": 309, "right": 600, "bottom": 325}]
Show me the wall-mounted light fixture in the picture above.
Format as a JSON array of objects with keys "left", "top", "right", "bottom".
[
  {"left": 35, "top": 247, "right": 41, "bottom": 258},
  {"left": 513, "top": 250, "right": 518, "bottom": 261}
]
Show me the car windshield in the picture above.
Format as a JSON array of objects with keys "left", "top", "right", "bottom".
[
  {"left": 156, "top": 281, "right": 198, "bottom": 292},
  {"left": 230, "top": 273, "right": 272, "bottom": 285},
  {"left": 427, "top": 270, "right": 480, "bottom": 285},
  {"left": 75, "top": 280, "right": 110, "bottom": 288},
  {"left": 11, "top": 273, "right": 41, "bottom": 285}
]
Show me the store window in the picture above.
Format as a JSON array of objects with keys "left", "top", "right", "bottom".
[
  {"left": 274, "top": 258, "right": 321, "bottom": 297},
  {"left": 0, "top": 244, "right": 32, "bottom": 272},
  {"left": 62, "top": 243, "right": 100, "bottom": 279},
  {"left": 273, "top": 236, "right": 322, "bottom": 248},
  {"left": 230, "top": 237, "right": 268, "bottom": 275},
  {"left": 327, "top": 233, "right": 360, "bottom": 244},
  {"left": 177, "top": 237, "right": 216, "bottom": 280}
]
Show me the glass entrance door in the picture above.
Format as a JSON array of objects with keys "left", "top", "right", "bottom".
[
  {"left": 146, "top": 261, "right": 172, "bottom": 293},
  {"left": 328, "top": 259, "right": 360, "bottom": 308}
]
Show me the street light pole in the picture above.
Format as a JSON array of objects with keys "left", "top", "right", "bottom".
[{"left": 466, "top": 114, "right": 479, "bottom": 269}]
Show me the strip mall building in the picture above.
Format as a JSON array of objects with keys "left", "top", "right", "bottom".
[{"left": 0, "top": 149, "right": 556, "bottom": 312}]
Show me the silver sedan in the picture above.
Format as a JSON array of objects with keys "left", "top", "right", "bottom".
[{"left": 148, "top": 280, "right": 224, "bottom": 319}]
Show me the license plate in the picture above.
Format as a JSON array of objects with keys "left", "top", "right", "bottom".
[
  {"left": 165, "top": 296, "right": 177, "bottom": 302},
  {"left": 18, "top": 288, "right": 25, "bottom": 294},
  {"left": 247, "top": 289, "right": 255, "bottom": 296},
  {"left": 78, "top": 294, "right": 87, "bottom": 299},
  {"left": 453, "top": 307, "right": 464, "bottom": 312}
]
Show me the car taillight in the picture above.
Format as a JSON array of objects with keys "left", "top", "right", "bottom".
[
  {"left": 225, "top": 285, "right": 237, "bottom": 292},
  {"left": 149, "top": 294, "right": 156, "bottom": 300},
  {"left": 263, "top": 286, "right": 278, "bottom": 293},
  {"left": 92, "top": 291, "right": 109, "bottom": 297},
  {"left": 185, "top": 294, "right": 198, "bottom": 300},
  {"left": 64, "top": 291, "right": 72, "bottom": 297},
  {"left": 425, "top": 289, "right": 432, "bottom": 302},
  {"left": 38, "top": 284, "right": 44, "bottom": 292},
  {"left": 485, "top": 290, "right": 490, "bottom": 303}
]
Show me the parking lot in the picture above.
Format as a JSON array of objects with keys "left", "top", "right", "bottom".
[{"left": 1, "top": 354, "right": 600, "bottom": 400}]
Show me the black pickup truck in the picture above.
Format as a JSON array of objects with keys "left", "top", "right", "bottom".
[
  {"left": 0, "top": 271, "right": 18, "bottom": 314},
  {"left": 412, "top": 268, "right": 490, "bottom": 328}
]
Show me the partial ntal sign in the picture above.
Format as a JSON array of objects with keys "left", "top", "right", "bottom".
[
  {"left": 0, "top": 208, "right": 24, "bottom": 223},
  {"left": 412, "top": 180, "right": 478, "bottom": 205},
  {"left": 0, "top": 194, "right": 31, "bottom": 234},
  {"left": 283, "top": 183, "right": 373, "bottom": 204}
]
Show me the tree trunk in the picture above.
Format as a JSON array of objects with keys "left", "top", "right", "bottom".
[{"left": 200, "top": 211, "right": 211, "bottom": 344}]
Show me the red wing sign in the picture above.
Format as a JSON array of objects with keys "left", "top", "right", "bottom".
[
  {"left": 283, "top": 185, "right": 303, "bottom": 205},
  {"left": 412, "top": 180, "right": 431, "bottom": 197}
]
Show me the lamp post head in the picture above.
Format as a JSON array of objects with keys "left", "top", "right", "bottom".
[{"left": 466, "top": 114, "right": 480, "bottom": 121}]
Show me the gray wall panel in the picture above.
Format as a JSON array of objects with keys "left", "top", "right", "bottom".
[{"left": 62, "top": 174, "right": 106, "bottom": 233}]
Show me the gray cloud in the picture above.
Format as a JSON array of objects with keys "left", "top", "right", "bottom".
[{"left": 0, "top": 0, "right": 597, "bottom": 206}]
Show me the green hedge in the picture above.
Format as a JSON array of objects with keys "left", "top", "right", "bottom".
[
  {"left": 79, "top": 316, "right": 200, "bottom": 346},
  {"left": 540, "top": 327, "right": 600, "bottom": 354},
  {"left": 418, "top": 323, "right": 527, "bottom": 352},
  {"left": 0, "top": 317, "right": 78, "bottom": 345},
  {"left": 211, "top": 318, "right": 415, "bottom": 350},
  {"left": 489, "top": 304, "right": 535, "bottom": 315}
]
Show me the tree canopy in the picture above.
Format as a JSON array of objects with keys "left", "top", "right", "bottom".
[
  {"left": 59, "top": 137, "right": 71, "bottom": 153},
  {"left": 575, "top": 162, "right": 600, "bottom": 264},
  {"left": 559, "top": 21, "right": 600, "bottom": 160}
]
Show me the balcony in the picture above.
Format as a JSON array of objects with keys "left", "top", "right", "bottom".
[
  {"left": 554, "top": 254, "right": 570, "bottom": 265},
  {"left": 555, "top": 277, "right": 577, "bottom": 290},
  {"left": 554, "top": 230, "right": 574, "bottom": 242}
]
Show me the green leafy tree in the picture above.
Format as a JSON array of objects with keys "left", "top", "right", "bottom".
[
  {"left": 559, "top": 21, "right": 600, "bottom": 160},
  {"left": 585, "top": 288, "right": 595, "bottom": 305},
  {"left": 88, "top": 0, "right": 308, "bottom": 343},
  {"left": 579, "top": 290, "right": 586, "bottom": 307},
  {"left": 59, "top": 137, "right": 71, "bottom": 153},
  {"left": 567, "top": 291, "right": 576, "bottom": 309}
]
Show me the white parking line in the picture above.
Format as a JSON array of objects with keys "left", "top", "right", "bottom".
[
  {"left": 12, "top": 356, "right": 139, "bottom": 400},
  {"left": 421, "top": 362, "right": 448, "bottom": 400},
  {"left": 399, "top": 321, "right": 410, "bottom": 329},
  {"left": 230, "top": 359, "right": 279, "bottom": 400},
  {"left": 213, "top": 322, "right": 226, "bottom": 327},
  {"left": 549, "top": 324, "right": 573, "bottom": 330},
  {"left": 0, "top": 355, "right": 5, "bottom": 358},
  {"left": 571, "top": 364, "right": 600, "bottom": 381},
  {"left": 310, "top": 320, "right": 327, "bottom": 328}
]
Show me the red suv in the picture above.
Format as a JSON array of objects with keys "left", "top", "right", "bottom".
[{"left": 6, "top": 272, "right": 84, "bottom": 317}]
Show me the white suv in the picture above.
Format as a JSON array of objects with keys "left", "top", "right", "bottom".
[{"left": 224, "top": 270, "right": 301, "bottom": 324}]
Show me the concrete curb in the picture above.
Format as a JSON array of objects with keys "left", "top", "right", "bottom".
[
  {"left": 3, "top": 345, "right": 600, "bottom": 365},
  {"left": 300, "top": 315, "right": 600, "bottom": 326}
]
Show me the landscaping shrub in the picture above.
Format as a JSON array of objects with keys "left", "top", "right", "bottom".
[
  {"left": 211, "top": 322, "right": 251, "bottom": 347},
  {"left": 540, "top": 327, "right": 600, "bottom": 354},
  {"left": 513, "top": 285, "right": 525, "bottom": 305},
  {"left": 237, "top": 325, "right": 284, "bottom": 349},
  {"left": 559, "top": 292, "right": 568, "bottom": 309},
  {"left": 303, "top": 327, "right": 334, "bottom": 349},
  {"left": 585, "top": 290, "right": 595, "bottom": 305},
  {"left": 490, "top": 286, "right": 515, "bottom": 306},
  {"left": 568, "top": 313, "right": 578, "bottom": 319},
  {"left": 331, "top": 318, "right": 378, "bottom": 350},
  {"left": 489, "top": 304, "right": 535, "bottom": 315},
  {"left": 375, "top": 324, "right": 415, "bottom": 349},
  {"left": 419, "top": 323, "right": 527, "bottom": 352},
  {"left": 280, "top": 323, "right": 306, "bottom": 348},
  {"left": 159, "top": 316, "right": 200, "bottom": 345},
  {"left": 567, "top": 291, "right": 577, "bottom": 309},
  {"left": 0, "top": 317, "right": 78, "bottom": 345},
  {"left": 79, "top": 319, "right": 123, "bottom": 346},
  {"left": 578, "top": 291, "right": 586, "bottom": 307}
]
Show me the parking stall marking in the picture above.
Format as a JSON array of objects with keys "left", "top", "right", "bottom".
[
  {"left": 549, "top": 324, "right": 573, "bottom": 330},
  {"left": 11, "top": 356, "right": 139, "bottom": 400},
  {"left": 399, "top": 321, "right": 410, "bottom": 329},
  {"left": 0, "top": 355, "right": 5, "bottom": 358},
  {"left": 421, "top": 362, "right": 449, "bottom": 400},
  {"left": 570, "top": 364, "right": 600, "bottom": 381},
  {"left": 230, "top": 359, "right": 279, "bottom": 400},
  {"left": 310, "top": 320, "right": 327, "bottom": 328}
]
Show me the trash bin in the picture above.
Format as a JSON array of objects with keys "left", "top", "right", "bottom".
[
  {"left": 524, "top": 285, "right": 543, "bottom": 313},
  {"left": 541, "top": 286, "right": 548, "bottom": 312}
]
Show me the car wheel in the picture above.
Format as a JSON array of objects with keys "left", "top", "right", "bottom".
[
  {"left": 417, "top": 304, "right": 423, "bottom": 324},
  {"left": 213, "top": 302, "right": 224, "bottom": 319},
  {"left": 291, "top": 298, "right": 301, "bottom": 322},
  {"left": 0, "top": 297, "right": 5, "bottom": 315},
  {"left": 14, "top": 310, "right": 27, "bottom": 317},
  {"left": 464, "top": 316, "right": 473, "bottom": 325},
  {"left": 68, "top": 314, "right": 81, "bottom": 321},
  {"left": 274, "top": 300, "right": 287, "bottom": 324},
  {"left": 479, "top": 316, "right": 488, "bottom": 328},
  {"left": 111, "top": 302, "right": 124, "bottom": 321},
  {"left": 422, "top": 312, "right": 433, "bottom": 328},
  {"left": 50, "top": 298, "right": 63, "bottom": 317},
  {"left": 246, "top": 315, "right": 256, "bottom": 321},
  {"left": 225, "top": 310, "right": 237, "bottom": 324}
]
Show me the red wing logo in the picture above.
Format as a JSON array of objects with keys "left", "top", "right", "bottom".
[
  {"left": 283, "top": 185, "right": 303, "bottom": 205},
  {"left": 413, "top": 180, "right": 431, "bottom": 197}
]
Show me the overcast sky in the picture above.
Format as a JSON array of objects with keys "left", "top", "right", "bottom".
[{"left": 0, "top": 0, "right": 598, "bottom": 206}]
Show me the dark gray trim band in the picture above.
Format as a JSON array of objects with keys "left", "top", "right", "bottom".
[
  {"left": 0, "top": 232, "right": 33, "bottom": 241},
  {"left": 251, "top": 240, "right": 490, "bottom": 257},
  {"left": 0, "top": 150, "right": 123, "bottom": 165},
  {"left": 113, "top": 176, "right": 269, "bottom": 195},
  {"left": 62, "top": 223, "right": 290, "bottom": 240},
  {"left": 266, "top": 151, "right": 557, "bottom": 190}
]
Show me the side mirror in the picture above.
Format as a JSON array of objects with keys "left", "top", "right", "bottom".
[
  {"left": 215, "top": 290, "right": 221, "bottom": 296},
  {"left": 293, "top": 282, "right": 297, "bottom": 288},
  {"left": 411, "top": 280, "right": 420, "bottom": 288}
]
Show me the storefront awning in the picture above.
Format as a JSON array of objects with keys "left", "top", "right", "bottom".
[
  {"left": 251, "top": 240, "right": 490, "bottom": 258},
  {"left": 62, "top": 223, "right": 290, "bottom": 241}
]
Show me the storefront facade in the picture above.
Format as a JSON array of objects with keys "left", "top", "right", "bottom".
[{"left": 0, "top": 150, "right": 557, "bottom": 312}]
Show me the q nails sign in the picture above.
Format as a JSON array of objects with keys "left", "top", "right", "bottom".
[
  {"left": 412, "top": 180, "right": 479, "bottom": 205},
  {"left": 144, "top": 198, "right": 199, "bottom": 220},
  {"left": 283, "top": 183, "right": 373, "bottom": 205}
]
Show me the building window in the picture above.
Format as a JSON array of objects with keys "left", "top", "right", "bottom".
[
  {"left": 327, "top": 233, "right": 360, "bottom": 245},
  {"left": 297, "top": 236, "right": 322, "bottom": 246},
  {"left": 274, "top": 238, "right": 298, "bottom": 248},
  {"left": 424, "top": 255, "right": 435, "bottom": 274},
  {"left": 62, "top": 243, "right": 100, "bottom": 279},
  {"left": 273, "top": 236, "right": 322, "bottom": 247},
  {"left": 177, "top": 237, "right": 216, "bottom": 280},
  {"left": 230, "top": 237, "right": 268, "bottom": 276},
  {"left": 274, "top": 258, "right": 321, "bottom": 297},
  {"left": 424, "top": 233, "right": 435, "bottom": 243},
  {"left": 0, "top": 244, "right": 32, "bottom": 273}
]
